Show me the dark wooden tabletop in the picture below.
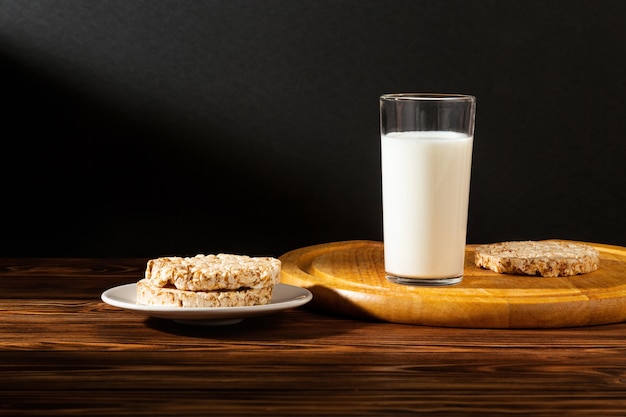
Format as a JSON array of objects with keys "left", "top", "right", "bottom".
[{"left": 1, "top": 258, "right": 626, "bottom": 416}]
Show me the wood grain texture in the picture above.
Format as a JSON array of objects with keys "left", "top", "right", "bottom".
[
  {"left": 280, "top": 240, "right": 626, "bottom": 328},
  {"left": 1, "top": 258, "right": 626, "bottom": 415}
]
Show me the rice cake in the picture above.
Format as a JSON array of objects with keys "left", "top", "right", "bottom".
[
  {"left": 136, "top": 278, "right": 273, "bottom": 308},
  {"left": 474, "top": 240, "right": 600, "bottom": 277},
  {"left": 144, "top": 254, "right": 281, "bottom": 291}
]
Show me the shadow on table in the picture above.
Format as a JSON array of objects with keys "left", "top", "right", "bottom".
[{"left": 143, "top": 306, "right": 372, "bottom": 341}]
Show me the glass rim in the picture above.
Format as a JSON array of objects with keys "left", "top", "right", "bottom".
[{"left": 380, "top": 93, "right": 475, "bottom": 102}]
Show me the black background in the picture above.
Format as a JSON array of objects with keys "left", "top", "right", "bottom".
[{"left": 1, "top": 0, "right": 625, "bottom": 258}]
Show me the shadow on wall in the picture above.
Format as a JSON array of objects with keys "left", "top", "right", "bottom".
[{"left": 1, "top": 49, "right": 382, "bottom": 258}]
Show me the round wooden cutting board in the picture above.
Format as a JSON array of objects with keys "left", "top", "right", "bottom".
[{"left": 279, "top": 240, "right": 626, "bottom": 328}]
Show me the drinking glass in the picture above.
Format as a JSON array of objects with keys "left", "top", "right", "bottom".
[{"left": 380, "top": 93, "right": 476, "bottom": 286}]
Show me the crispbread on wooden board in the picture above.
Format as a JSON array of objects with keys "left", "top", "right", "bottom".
[
  {"left": 279, "top": 240, "right": 626, "bottom": 328},
  {"left": 474, "top": 240, "right": 600, "bottom": 277}
]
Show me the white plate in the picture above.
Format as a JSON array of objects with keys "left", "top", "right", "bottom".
[{"left": 101, "top": 283, "right": 312, "bottom": 326}]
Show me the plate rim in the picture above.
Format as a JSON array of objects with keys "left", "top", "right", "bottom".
[{"left": 101, "top": 282, "right": 313, "bottom": 319}]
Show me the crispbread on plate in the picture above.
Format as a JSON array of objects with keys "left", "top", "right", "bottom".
[
  {"left": 136, "top": 279, "right": 273, "bottom": 308},
  {"left": 138, "top": 253, "right": 281, "bottom": 308},
  {"left": 144, "top": 254, "right": 281, "bottom": 291},
  {"left": 474, "top": 240, "right": 600, "bottom": 277}
]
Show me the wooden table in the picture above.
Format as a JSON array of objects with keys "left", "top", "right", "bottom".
[{"left": 1, "top": 258, "right": 626, "bottom": 416}]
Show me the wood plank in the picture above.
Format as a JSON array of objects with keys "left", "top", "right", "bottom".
[
  {"left": 0, "top": 258, "right": 145, "bottom": 299},
  {"left": 2, "top": 258, "right": 626, "bottom": 415},
  {"left": 2, "top": 390, "right": 626, "bottom": 416}
]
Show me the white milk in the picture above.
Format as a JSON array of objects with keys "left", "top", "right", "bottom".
[{"left": 381, "top": 131, "right": 473, "bottom": 279}]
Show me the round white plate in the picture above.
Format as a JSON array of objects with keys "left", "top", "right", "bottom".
[{"left": 101, "top": 283, "right": 312, "bottom": 326}]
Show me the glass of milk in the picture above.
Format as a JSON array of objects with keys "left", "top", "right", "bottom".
[{"left": 380, "top": 93, "right": 476, "bottom": 286}]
